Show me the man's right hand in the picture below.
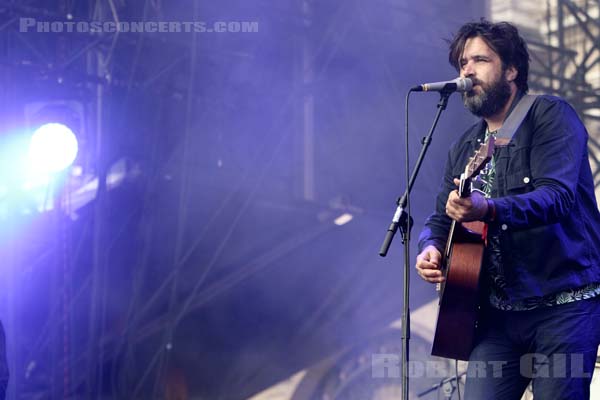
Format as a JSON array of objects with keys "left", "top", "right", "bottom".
[{"left": 415, "top": 245, "right": 444, "bottom": 283}]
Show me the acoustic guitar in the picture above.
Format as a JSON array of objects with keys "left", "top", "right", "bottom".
[{"left": 431, "top": 136, "right": 495, "bottom": 361}]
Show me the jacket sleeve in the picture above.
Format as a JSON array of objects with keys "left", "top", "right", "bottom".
[{"left": 491, "top": 97, "right": 588, "bottom": 229}]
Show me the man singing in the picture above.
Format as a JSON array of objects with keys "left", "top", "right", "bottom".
[{"left": 415, "top": 20, "right": 600, "bottom": 399}]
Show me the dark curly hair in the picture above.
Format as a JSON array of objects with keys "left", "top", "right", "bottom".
[{"left": 448, "top": 19, "right": 530, "bottom": 93}]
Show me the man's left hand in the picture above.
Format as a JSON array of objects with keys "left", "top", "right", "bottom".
[{"left": 445, "top": 178, "right": 488, "bottom": 222}]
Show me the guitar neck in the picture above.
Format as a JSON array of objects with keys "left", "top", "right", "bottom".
[{"left": 458, "top": 175, "right": 471, "bottom": 198}]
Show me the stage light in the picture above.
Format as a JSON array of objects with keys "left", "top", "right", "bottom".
[
  {"left": 0, "top": 102, "right": 87, "bottom": 218},
  {"left": 28, "top": 123, "right": 79, "bottom": 174},
  {"left": 334, "top": 212, "right": 354, "bottom": 226}
]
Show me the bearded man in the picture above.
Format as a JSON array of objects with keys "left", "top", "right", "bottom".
[{"left": 415, "top": 20, "right": 600, "bottom": 399}]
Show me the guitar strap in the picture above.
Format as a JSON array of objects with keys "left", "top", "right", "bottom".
[
  {"left": 480, "top": 94, "right": 538, "bottom": 244},
  {"left": 494, "top": 94, "right": 539, "bottom": 146}
]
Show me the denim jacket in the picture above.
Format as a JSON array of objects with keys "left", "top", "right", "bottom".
[{"left": 418, "top": 95, "right": 600, "bottom": 302}]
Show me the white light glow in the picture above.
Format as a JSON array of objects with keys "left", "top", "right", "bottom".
[
  {"left": 28, "top": 123, "right": 78, "bottom": 174},
  {"left": 334, "top": 213, "right": 354, "bottom": 226}
]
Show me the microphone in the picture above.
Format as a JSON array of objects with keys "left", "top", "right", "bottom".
[{"left": 411, "top": 77, "right": 473, "bottom": 93}]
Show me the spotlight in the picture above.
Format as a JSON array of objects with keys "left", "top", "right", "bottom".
[
  {"left": 0, "top": 101, "right": 88, "bottom": 217},
  {"left": 334, "top": 212, "right": 354, "bottom": 226},
  {"left": 24, "top": 100, "right": 85, "bottom": 171},
  {"left": 28, "top": 123, "right": 79, "bottom": 174}
]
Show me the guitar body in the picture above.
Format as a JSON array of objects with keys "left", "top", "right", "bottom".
[
  {"left": 432, "top": 221, "right": 485, "bottom": 361},
  {"left": 430, "top": 136, "right": 494, "bottom": 361}
]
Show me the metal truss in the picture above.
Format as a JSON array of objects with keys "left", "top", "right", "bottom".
[
  {"left": 0, "top": 0, "right": 179, "bottom": 398},
  {"left": 1, "top": 0, "right": 303, "bottom": 398},
  {"left": 526, "top": 0, "right": 600, "bottom": 188}
]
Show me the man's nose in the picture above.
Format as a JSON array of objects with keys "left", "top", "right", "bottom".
[{"left": 461, "top": 62, "right": 474, "bottom": 77}]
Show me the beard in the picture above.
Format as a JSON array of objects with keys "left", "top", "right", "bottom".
[{"left": 462, "top": 73, "right": 512, "bottom": 118}]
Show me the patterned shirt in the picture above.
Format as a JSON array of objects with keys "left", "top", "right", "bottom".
[{"left": 478, "top": 128, "right": 600, "bottom": 311}]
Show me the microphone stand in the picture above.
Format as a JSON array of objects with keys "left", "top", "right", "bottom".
[
  {"left": 417, "top": 371, "right": 465, "bottom": 399},
  {"left": 379, "top": 90, "right": 453, "bottom": 400}
]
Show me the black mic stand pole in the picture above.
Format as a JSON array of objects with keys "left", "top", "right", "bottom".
[{"left": 379, "top": 90, "right": 452, "bottom": 400}]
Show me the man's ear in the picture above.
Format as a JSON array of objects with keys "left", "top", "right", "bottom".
[{"left": 505, "top": 65, "right": 518, "bottom": 82}]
